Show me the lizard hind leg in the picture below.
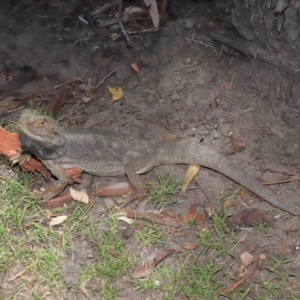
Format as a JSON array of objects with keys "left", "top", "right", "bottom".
[{"left": 125, "top": 157, "right": 158, "bottom": 198}]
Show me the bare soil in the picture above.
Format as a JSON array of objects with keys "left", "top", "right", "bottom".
[{"left": 1, "top": 1, "right": 300, "bottom": 299}]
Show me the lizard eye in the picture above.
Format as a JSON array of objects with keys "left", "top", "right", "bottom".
[{"left": 35, "top": 119, "right": 45, "bottom": 127}]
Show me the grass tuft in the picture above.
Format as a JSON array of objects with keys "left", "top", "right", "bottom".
[{"left": 148, "top": 174, "right": 180, "bottom": 208}]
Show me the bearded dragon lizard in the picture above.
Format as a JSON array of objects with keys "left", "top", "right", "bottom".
[{"left": 17, "top": 109, "right": 300, "bottom": 215}]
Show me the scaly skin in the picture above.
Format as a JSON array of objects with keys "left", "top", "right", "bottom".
[{"left": 18, "top": 109, "right": 300, "bottom": 215}]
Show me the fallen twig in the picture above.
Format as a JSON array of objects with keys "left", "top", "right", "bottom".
[
  {"left": 117, "top": 0, "right": 133, "bottom": 48},
  {"left": 94, "top": 64, "right": 125, "bottom": 90}
]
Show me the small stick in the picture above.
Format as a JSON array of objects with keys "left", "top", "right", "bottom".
[
  {"left": 262, "top": 176, "right": 300, "bottom": 185},
  {"left": 54, "top": 77, "right": 84, "bottom": 89},
  {"left": 276, "top": 99, "right": 300, "bottom": 114},
  {"left": 94, "top": 64, "right": 125, "bottom": 90},
  {"left": 239, "top": 127, "right": 272, "bottom": 132},
  {"left": 117, "top": 0, "right": 133, "bottom": 48},
  {"left": 185, "top": 37, "right": 218, "bottom": 57},
  {"left": 91, "top": 0, "right": 118, "bottom": 16}
]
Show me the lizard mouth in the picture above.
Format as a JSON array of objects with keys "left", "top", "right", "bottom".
[
  {"left": 18, "top": 121, "right": 31, "bottom": 132},
  {"left": 18, "top": 121, "right": 27, "bottom": 131},
  {"left": 18, "top": 121, "right": 41, "bottom": 140}
]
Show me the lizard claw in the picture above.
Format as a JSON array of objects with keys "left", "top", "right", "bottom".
[
  {"left": 31, "top": 181, "right": 69, "bottom": 202},
  {"left": 28, "top": 188, "right": 55, "bottom": 201},
  {"left": 120, "top": 188, "right": 148, "bottom": 208},
  {"left": 31, "top": 189, "right": 46, "bottom": 200},
  {"left": 10, "top": 153, "right": 31, "bottom": 165}
]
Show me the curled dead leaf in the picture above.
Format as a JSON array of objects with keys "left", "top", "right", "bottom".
[
  {"left": 118, "top": 215, "right": 134, "bottom": 225},
  {"left": 181, "top": 164, "right": 200, "bottom": 192},
  {"left": 204, "top": 206, "right": 216, "bottom": 218},
  {"left": 130, "top": 61, "right": 140, "bottom": 73},
  {"left": 82, "top": 96, "right": 93, "bottom": 103},
  {"left": 223, "top": 198, "right": 237, "bottom": 209},
  {"left": 124, "top": 6, "right": 146, "bottom": 16},
  {"left": 70, "top": 187, "right": 89, "bottom": 204},
  {"left": 143, "top": 0, "right": 159, "bottom": 28},
  {"left": 49, "top": 215, "right": 68, "bottom": 226},
  {"left": 183, "top": 242, "right": 199, "bottom": 250},
  {"left": 107, "top": 85, "right": 123, "bottom": 101},
  {"left": 240, "top": 189, "right": 251, "bottom": 206},
  {"left": 231, "top": 134, "right": 245, "bottom": 154},
  {"left": 240, "top": 251, "right": 253, "bottom": 267}
]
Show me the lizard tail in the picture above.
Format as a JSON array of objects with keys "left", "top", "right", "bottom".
[{"left": 157, "top": 141, "right": 300, "bottom": 215}]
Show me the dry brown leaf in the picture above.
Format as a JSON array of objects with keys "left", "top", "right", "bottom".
[
  {"left": 240, "top": 251, "right": 253, "bottom": 267},
  {"left": 118, "top": 215, "right": 134, "bottom": 225},
  {"left": 70, "top": 187, "right": 89, "bottom": 204},
  {"left": 240, "top": 189, "right": 251, "bottom": 206},
  {"left": 219, "top": 278, "right": 246, "bottom": 296},
  {"left": 181, "top": 164, "right": 200, "bottom": 192},
  {"left": 177, "top": 204, "right": 204, "bottom": 225},
  {"left": 110, "top": 32, "right": 119, "bottom": 41},
  {"left": 82, "top": 96, "right": 93, "bottom": 103},
  {"left": 204, "top": 205, "right": 216, "bottom": 218},
  {"left": 143, "top": 0, "right": 159, "bottom": 28},
  {"left": 124, "top": 6, "right": 145, "bottom": 16},
  {"left": 49, "top": 215, "right": 68, "bottom": 226},
  {"left": 223, "top": 198, "right": 237, "bottom": 209},
  {"left": 165, "top": 210, "right": 176, "bottom": 218},
  {"left": 231, "top": 134, "right": 245, "bottom": 154},
  {"left": 183, "top": 242, "right": 199, "bottom": 250},
  {"left": 130, "top": 61, "right": 140, "bottom": 73},
  {"left": 171, "top": 231, "right": 187, "bottom": 238},
  {"left": 107, "top": 85, "right": 123, "bottom": 101}
]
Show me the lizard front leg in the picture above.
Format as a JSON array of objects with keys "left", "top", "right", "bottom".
[{"left": 41, "top": 160, "right": 69, "bottom": 200}]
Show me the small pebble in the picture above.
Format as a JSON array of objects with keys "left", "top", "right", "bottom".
[
  {"left": 212, "top": 130, "right": 220, "bottom": 139},
  {"left": 182, "top": 18, "right": 195, "bottom": 29}
]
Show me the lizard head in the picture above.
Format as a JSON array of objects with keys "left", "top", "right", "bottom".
[{"left": 18, "top": 109, "right": 64, "bottom": 148}]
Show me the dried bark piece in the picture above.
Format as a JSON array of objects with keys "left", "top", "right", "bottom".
[
  {"left": 40, "top": 193, "right": 73, "bottom": 209},
  {"left": 230, "top": 134, "right": 245, "bottom": 154},
  {"left": 227, "top": 208, "right": 271, "bottom": 229},
  {"left": 96, "top": 181, "right": 133, "bottom": 196},
  {"left": 0, "top": 127, "right": 22, "bottom": 158}
]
